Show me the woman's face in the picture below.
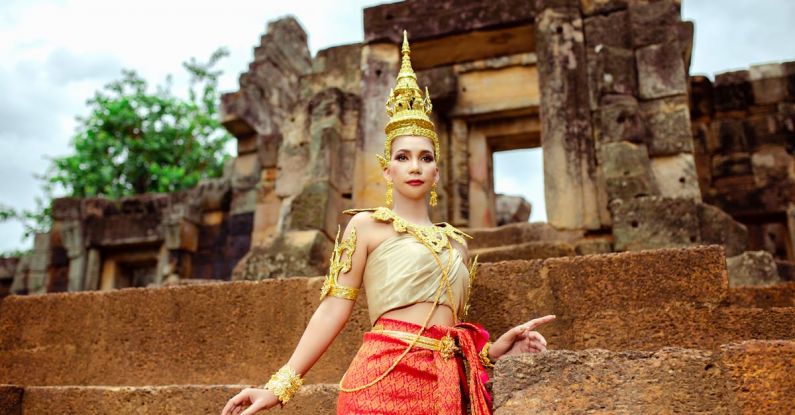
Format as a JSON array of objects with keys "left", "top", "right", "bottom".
[{"left": 383, "top": 135, "right": 439, "bottom": 203}]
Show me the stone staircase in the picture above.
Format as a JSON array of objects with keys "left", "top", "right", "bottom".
[{"left": 1, "top": 245, "right": 793, "bottom": 414}]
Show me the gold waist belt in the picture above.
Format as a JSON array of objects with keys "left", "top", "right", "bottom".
[{"left": 371, "top": 324, "right": 460, "bottom": 360}]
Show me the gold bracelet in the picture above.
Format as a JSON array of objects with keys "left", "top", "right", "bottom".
[
  {"left": 263, "top": 365, "right": 304, "bottom": 405},
  {"left": 479, "top": 341, "right": 495, "bottom": 368}
]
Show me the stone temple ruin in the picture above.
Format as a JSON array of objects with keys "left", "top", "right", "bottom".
[{"left": 1, "top": 0, "right": 793, "bottom": 413}]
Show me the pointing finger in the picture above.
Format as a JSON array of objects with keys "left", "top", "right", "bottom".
[{"left": 523, "top": 315, "right": 556, "bottom": 331}]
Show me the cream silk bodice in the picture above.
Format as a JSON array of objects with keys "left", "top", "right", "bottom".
[{"left": 343, "top": 207, "right": 474, "bottom": 325}]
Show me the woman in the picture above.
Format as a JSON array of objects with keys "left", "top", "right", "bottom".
[{"left": 221, "top": 31, "right": 554, "bottom": 415}]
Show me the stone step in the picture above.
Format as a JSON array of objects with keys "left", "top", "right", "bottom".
[
  {"left": 1, "top": 246, "right": 793, "bottom": 388},
  {"left": 0, "top": 384, "right": 337, "bottom": 415},
  {"left": 2, "top": 340, "right": 791, "bottom": 414},
  {"left": 464, "top": 222, "right": 585, "bottom": 250},
  {"left": 725, "top": 281, "right": 795, "bottom": 308},
  {"left": 492, "top": 340, "right": 795, "bottom": 415}
]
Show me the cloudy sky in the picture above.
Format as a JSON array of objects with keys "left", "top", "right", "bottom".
[{"left": 1, "top": 0, "right": 794, "bottom": 253}]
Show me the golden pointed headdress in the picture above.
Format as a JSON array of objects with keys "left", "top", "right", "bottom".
[{"left": 377, "top": 30, "right": 439, "bottom": 169}]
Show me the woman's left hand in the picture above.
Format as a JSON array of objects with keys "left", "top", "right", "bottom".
[{"left": 489, "top": 315, "right": 556, "bottom": 361}]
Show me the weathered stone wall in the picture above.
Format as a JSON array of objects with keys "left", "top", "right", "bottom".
[
  {"left": 690, "top": 62, "right": 795, "bottom": 263},
  {"left": 223, "top": 19, "right": 364, "bottom": 280}
]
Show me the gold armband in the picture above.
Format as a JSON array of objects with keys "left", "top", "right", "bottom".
[
  {"left": 263, "top": 364, "right": 304, "bottom": 405},
  {"left": 319, "top": 225, "right": 360, "bottom": 301},
  {"left": 479, "top": 341, "right": 495, "bottom": 368}
]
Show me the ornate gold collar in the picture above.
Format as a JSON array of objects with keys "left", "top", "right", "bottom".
[{"left": 343, "top": 207, "right": 471, "bottom": 253}]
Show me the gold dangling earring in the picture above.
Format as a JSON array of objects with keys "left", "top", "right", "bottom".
[
  {"left": 430, "top": 183, "right": 438, "bottom": 207},
  {"left": 385, "top": 180, "right": 393, "bottom": 207}
]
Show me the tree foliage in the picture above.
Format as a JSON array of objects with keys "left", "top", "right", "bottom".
[
  {"left": 48, "top": 48, "right": 233, "bottom": 197},
  {"left": 1, "top": 48, "right": 233, "bottom": 254}
]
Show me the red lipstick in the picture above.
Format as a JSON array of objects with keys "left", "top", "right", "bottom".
[{"left": 406, "top": 180, "right": 424, "bottom": 186}]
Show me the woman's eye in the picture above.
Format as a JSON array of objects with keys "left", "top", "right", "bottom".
[
  {"left": 423, "top": 156, "right": 434, "bottom": 162},
  {"left": 396, "top": 154, "right": 407, "bottom": 161}
]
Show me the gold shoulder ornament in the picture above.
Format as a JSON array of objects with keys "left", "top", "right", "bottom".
[{"left": 319, "top": 224, "right": 360, "bottom": 301}]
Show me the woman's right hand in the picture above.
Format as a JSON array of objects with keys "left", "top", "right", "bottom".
[{"left": 221, "top": 387, "right": 280, "bottom": 415}]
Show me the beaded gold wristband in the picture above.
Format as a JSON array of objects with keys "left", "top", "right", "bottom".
[
  {"left": 479, "top": 341, "right": 496, "bottom": 368},
  {"left": 263, "top": 365, "right": 304, "bottom": 405}
]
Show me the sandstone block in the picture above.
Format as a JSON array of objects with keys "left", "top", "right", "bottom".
[
  {"left": 364, "top": 0, "right": 535, "bottom": 44},
  {"left": 355, "top": 42, "right": 399, "bottom": 208},
  {"left": 628, "top": 0, "right": 680, "bottom": 47},
  {"left": 636, "top": 42, "right": 688, "bottom": 99},
  {"left": 232, "top": 230, "right": 332, "bottom": 281},
  {"left": 698, "top": 203, "right": 748, "bottom": 256},
  {"left": 751, "top": 145, "right": 795, "bottom": 188},
  {"left": 711, "top": 153, "right": 753, "bottom": 180},
  {"left": 726, "top": 250, "right": 782, "bottom": 287},
  {"left": 236, "top": 134, "right": 257, "bottom": 155},
  {"left": 229, "top": 188, "right": 257, "bottom": 215},
  {"left": 231, "top": 153, "right": 261, "bottom": 191},
  {"left": 713, "top": 70, "right": 753, "bottom": 111},
  {"left": 288, "top": 180, "right": 343, "bottom": 239},
  {"left": 678, "top": 20, "right": 694, "bottom": 71},
  {"left": 650, "top": 153, "right": 701, "bottom": 200},
  {"left": 719, "top": 340, "right": 795, "bottom": 415},
  {"left": 471, "top": 241, "right": 577, "bottom": 262},
  {"left": 689, "top": 75, "right": 715, "bottom": 118},
  {"left": 599, "top": 141, "right": 655, "bottom": 201},
  {"left": 495, "top": 194, "right": 532, "bottom": 226},
  {"left": 493, "top": 348, "right": 731, "bottom": 414},
  {"left": 594, "top": 95, "right": 646, "bottom": 146},
  {"left": 466, "top": 260, "right": 562, "bottom": 346},
  {"left": 610, "top": 196, "right": 700, "bottom": 251},
  {"left": 749, "top": 62, "right": 791, "bottom": 105},
  {"left": 453, "top": 65, "right": 540, "bottom": 116},
  {"left": 537, "top": 7, "right": 602, "bottom": 230},
  {"left": 587, "top": 46, "right": 637, "bottom": 109},
  {"left": 308, "top": 43, "right": 363, "bottom": 97},
  {"left": 257, "top": 133, "right": 282, "bottom": 168},
  {"left": 573, "top": 238, "right": 613, "bottom": 255},
  {"left": 416, "top": 65, "right": 458, "bottom": 111},
  {"left": 545, "top": 245, "right": 727, "bottom": 317},
  {"left": 581, "top": 0, "right": 627, "bottom": 16},
  {"left": 0, "top": 279, "right": 322, "bottom": 386},
  {"left": 20, "top": 384, "right": 338, "bottom": 415},
  {"left": 727, "top": 283, "right": 795, "bottom": 308},
  {"left": 584, "top": 9, "right": 630, "bottom": 48},
  {"left": 640, "top": 95, "right": 694, "bottom": 156},
  {"left": 275, "top": 112, "right": 310, "bottom": 199},
  {"left": 0, "top": 385, "right": 21, "bottom": 415},
  {"left": 466, "top": 222, "right": 584, "bottom": 250},
  {"left": 163, "top": 219, "right": 199, "bottom": 253},
  {"left": 50, "top": 197, "right": 82, "bottom": 221},
  {"left": 193, "top": 178, "right": 231, "bottom": 211}
]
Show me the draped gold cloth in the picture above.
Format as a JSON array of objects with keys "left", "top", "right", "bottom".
[{"left": 362, "top": 233, "right": 469, "bottom": 325}]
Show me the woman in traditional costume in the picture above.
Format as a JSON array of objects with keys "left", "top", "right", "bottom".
[{"left": 222, "top": 31, "right": 555, "bottom": 415}]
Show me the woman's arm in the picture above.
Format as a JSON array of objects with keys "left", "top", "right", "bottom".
[{"left": 222, "top": 213, "right": 371, "bottom": 415}]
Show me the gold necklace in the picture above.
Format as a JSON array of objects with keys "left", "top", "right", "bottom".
[{"left": 369, "top": 207, "right": 471, "bottom": 252}]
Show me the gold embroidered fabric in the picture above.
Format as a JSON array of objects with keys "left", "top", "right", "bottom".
[
  {"left": 343, "top": 207, "right": 472, "bottom": 325},
  {"left": 319, "top": 225, "right": 360, "bottom": 301}
]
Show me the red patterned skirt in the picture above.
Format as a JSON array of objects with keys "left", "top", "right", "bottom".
[{"left": 337, "top": 317, "right": 492, "bottom": 415}]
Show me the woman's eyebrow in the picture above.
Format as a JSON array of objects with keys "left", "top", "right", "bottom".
[{"left": 394, "top": 148, "right": 433, "bottom": 154}]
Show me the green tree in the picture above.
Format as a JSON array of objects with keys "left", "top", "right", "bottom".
[{"left": 1, "top": 48, "right": 234, "bottom": 255}]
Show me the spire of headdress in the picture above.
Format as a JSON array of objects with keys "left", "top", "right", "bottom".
[{"left": 378, "top": 30, "right": 439, "bottom": 169}]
